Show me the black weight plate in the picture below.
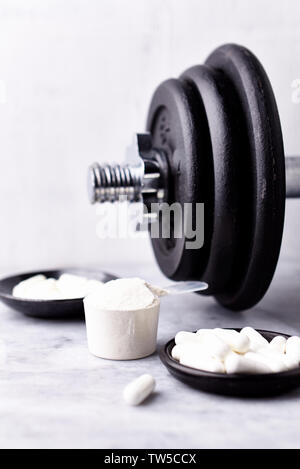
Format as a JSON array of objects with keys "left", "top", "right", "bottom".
[
  {"left": 160, "top": 329, "right": 300, "bottom": 397},
  {"left": 146, "top": 78, "right": 213, "bottom": 280},
  {"left": 206, "top": 44, "right": 286, "bottom": 310},
  {"left": 0, "top": 268, "right": 117, "bottom": 319},
  {"left": 181, "top": 65, "right": 239, "bottom": 295}
]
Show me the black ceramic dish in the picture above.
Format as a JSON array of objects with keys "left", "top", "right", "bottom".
[
  {"left": 160, "top": 329, "right": 300, "bottom": 397},
  {"left": 0, "top": 268, "right": 117, "bottom": 319}
]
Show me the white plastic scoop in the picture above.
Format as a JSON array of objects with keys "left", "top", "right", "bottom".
[{"left": 155, "top": 281, "right": 208, "bottom": 297}]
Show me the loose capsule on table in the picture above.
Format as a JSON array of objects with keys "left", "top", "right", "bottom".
[{"left": 123, "top": 374, "right": 155, "bottom": 406}]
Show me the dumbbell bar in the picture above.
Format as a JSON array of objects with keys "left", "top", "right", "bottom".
[
  {"left": 286, "top": 157, "right": 300, "bottom": 198},
  {"left": 88, "top": 44, "right": 300, "bottom": 311}
]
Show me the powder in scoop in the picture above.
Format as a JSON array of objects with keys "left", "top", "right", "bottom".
[
  {"left": 84, "top": 277, "right": 161, "bottom": 359},
  {"left": 87, "top": 277, "right": 159, "bottom": 311}
]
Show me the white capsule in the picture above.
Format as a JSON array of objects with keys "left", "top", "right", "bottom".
[
  {"left": 248, "top": 347, "right": 292, "bottom": 372},
  {"left": 175, "top": 329, "right": 231, "bottom": 360},
  {"left": 195, "top": 328, "right": 214, "bottom": 336},
  {"left": 123, "top": 374, "right": 155, "bottom": 406},
  {"left": 286, "top": 336, "right": 300, "bottom": 364},
  {"left": 175, "top": 331, "right": 201, "bottom": 345},
  {"left": 172, "top": 342, "right": 213, "bottom": 363},
  {"left": 180, "top": 348, "right": 225, "bottom": 373},
  {"left": 171, "top": 344, "right": 183, "bottom": 361},
  {"left": 245, "top": 351, "right": 288, "bottom": 373},
  {"left": 240, "top": 327, "right": 269, "bottom": 351},
  {"left": 282, "top": 354, "right": 299, "bottom": 371},
  {"left": 258, "top": 347, "right": 284, "bottom": 360},
  {"left": 196, "top": 332, "right": 230, "bottom": 360},
  {"left": 213, "top": 328, "right": 250, "bottom": 354},
  {"left": 225, "top": 352, "right": 272, "bottom": 374},
  {"left": 269, "top": 335, "right": 286, "bottom": 354}
]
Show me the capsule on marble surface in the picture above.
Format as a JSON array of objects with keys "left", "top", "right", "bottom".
[{"left": 123, "top": 374, "right": 155, "bottom": 406}]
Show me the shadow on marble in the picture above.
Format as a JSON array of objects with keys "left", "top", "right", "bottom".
[{"left": 140, "top": 391, "right": 161, "bottom": 406}]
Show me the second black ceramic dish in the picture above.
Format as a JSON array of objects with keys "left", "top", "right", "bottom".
[
  {"left": 0, "top": 268, "right": 117, "bottom": 319},
  {"left": 160, "top": 329, "right": 300, "bottom": 397}
]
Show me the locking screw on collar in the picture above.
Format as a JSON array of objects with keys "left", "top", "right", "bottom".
[{"left": 87, "top": 133, "right": 167, "bottom": 208}]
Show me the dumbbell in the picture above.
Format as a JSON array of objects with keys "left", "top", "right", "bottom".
[{"left": 87, "top": 43, "right": 300, "bottom": 311}]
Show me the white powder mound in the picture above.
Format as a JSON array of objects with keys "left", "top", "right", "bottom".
[
  {"left": 86, "top": 277, "right": 159, "bottom": 311},
  {"left": 57, "top": 274, "right": 91, "bottom": 299},
  {"left": 12, "top": 273, "right": 104, "bottom": 300},
  {"left": 12, "top": 274, "right": 47, "bottom": 298},
  {"left": 25, "top": 278, "right": 64, "bottom": 300}
]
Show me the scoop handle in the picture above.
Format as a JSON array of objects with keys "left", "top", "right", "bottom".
[{"left": 161, "top": 281, "right": 208, "bottom": 296}]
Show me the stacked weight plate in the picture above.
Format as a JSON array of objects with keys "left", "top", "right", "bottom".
[{"left": 146, "top": 44, "right": 286, "bottom": 310}]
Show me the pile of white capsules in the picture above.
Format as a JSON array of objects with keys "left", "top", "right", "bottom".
[{"left": 172, "top": 327, "right": 300, "bottom": 374}]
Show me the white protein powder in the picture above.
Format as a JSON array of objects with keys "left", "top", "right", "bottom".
[
  {"left": 86, "top": 277, "right": 160, "bottom": 311},
  {"left": 83, "top": 277, "right": 161, "bottom": 360},
  {"left": 12, "top": 273, "right": 104, "bottom": 300}
]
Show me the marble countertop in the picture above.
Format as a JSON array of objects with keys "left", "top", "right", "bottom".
[{"left": 1, "top": 260, "right": 300, "bottom": 449}]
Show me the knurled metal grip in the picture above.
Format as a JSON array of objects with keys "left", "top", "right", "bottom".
[{"left": 88, "top": 133, "right": 168, "bottom": 209}]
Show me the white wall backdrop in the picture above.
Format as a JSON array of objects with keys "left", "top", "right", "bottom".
[{"left": 0, "top": 0, "right": 299, "bottom": 275}]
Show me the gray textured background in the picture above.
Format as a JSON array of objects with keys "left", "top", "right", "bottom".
[
  {"left": 1, "top": 1, "right": 300, "bottom": 449},
  {"left": 0, "top": 0, "right": 299, "bottom": 277}
]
